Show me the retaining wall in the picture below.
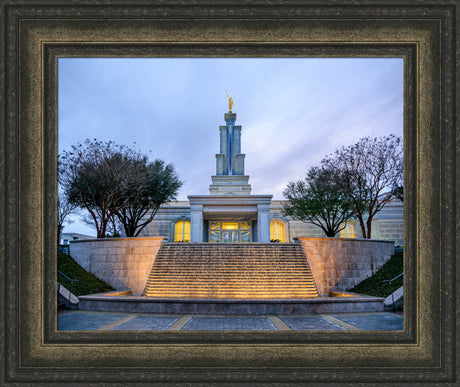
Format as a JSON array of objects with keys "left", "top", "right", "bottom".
[
  {"left": 297, "top": 237, "right": 395, "bottom": 296},
  {"left": 69, "top": 237, "right": 164, "bottom": 295}
]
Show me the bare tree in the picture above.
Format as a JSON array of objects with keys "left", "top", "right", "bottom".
[
  {"left": 59, "top": 140, "right": 144, "bottom": 238},
  {"left": 115, "top": 160, "right": 182, "bottom": 237},
  {"left": 283, "top": 166, "right": 354, "bottom": 237},
  {"left": 57, "top": 192, "right": 78, "bottom": 244},
  {"left": 106, "top": 214, "right": 123, "bottom": 237},
  {"left": 322, "top": 135, "right": 403, "bottom": 238},
  {"left": 59, "top": 139, "right": 182, "bottom": 238}
]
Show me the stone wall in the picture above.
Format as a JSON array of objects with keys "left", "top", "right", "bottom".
[
  {"left": 69, "top": 237, "right": 164, "bottom": 295},
  {"left": 269, "top": 200, "right": 403, "bottom": 245},
  {"left": 138, "top": 202, "right": 191, "bottom": 240},
  {"left": 138, "top": 199, "right": 403, "bottom": 245},
  {"left": 297, "top": 237, "right": 395, "bottom": 296}
]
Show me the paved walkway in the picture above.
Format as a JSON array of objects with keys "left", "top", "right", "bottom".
[{"left": 58, "top": 310, "right": 403, "bottom": 331}]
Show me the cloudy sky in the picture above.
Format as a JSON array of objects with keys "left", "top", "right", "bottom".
[{"left": 59, "top": 57, "right": 403, "bottom": 236}]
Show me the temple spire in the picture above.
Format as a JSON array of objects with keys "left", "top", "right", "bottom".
[{"left": 209, "top": 106, "right": 251, "bottom": 195}]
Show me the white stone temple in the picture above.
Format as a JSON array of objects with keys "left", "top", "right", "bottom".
[{"left": 140, "top": 107, "right": 403, "bottom": 245}]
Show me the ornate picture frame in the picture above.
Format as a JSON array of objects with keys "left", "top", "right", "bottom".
[{"left": 1, "top": 1, "right": 457, "bottom": 384}]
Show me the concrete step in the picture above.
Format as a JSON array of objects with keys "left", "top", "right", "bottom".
[
  {"left": 144, "top": 279, "right": 318, "bottom": 284},
  {"left": 150, "top": 271, "right": 313, "bottom": 274},
  {"left": 145, "top": 290, "right": 318, "bottom": 292},
  {"left": 145, "top": 291, "right": 319, "bottom": 294},
  {"left": 145, "top": 285, "right": 319, "bottom": 289},
  {"left": 145, "top": 279, "right": 316, "bottom": 283},
  {"left": 143, "top": 293, "right": 319, "bottom": 297},
  {"left": 144, "top": 243, "right": 319, "bottom": 299}
]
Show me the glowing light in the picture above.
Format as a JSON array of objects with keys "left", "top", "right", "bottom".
[
  {"left": 174, "top": 220, "right": 190, "bottom": 242},
  {"left": 270, "top": 219, "right": 286, "bottom": 242},
  {"left": 221, "top": 222, "right": 239, "bottom": 230},
  {"left": 339, "top": 222, "right": 357, "bottom": 238}
]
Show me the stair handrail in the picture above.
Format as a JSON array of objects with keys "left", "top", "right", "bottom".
[
  {"left": 383, "top": 272, "right": 403, "bottom": 284},
  {"left": 383, "top": 273, "right": 403, "bottom": 310},
  {"left": 58, "top": 270, "right": 79, "bottom": 307}
]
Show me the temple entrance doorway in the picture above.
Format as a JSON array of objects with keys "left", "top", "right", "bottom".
[
  {"left": 209, "top": 221, "right": 252, "bottom": 243},
  {"left": 222, "top": 230, "right": 238, "bottom": 243}
]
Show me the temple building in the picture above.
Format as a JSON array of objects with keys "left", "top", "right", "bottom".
[{"left": 140, "top": 105, "right": 403, "bottom": 245}]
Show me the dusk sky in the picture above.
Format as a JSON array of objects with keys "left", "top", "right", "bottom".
[{"left": 59, "top": 57, "right": 403, "bottom": 236}]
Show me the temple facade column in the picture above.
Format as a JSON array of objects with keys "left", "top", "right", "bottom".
[
  {"left": 217, "top": 126, "right": 228, "bottom": 175},
  {"left": 257, "top": 203, "right": 271, "bottom": 242},
  {"left": 190, "top": 204, "right": 203, "bottom": 242},
  {"left": 232, "top": 126, "right": 244, "bottom": 175}
]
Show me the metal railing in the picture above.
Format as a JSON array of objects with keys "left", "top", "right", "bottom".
[
  {"left": 383, "top": 273, "right": 403, "bottom": 310},
  {"left": 58, "top": 270, "right": 79, "bottom": 308}
]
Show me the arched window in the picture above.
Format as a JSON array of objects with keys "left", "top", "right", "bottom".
[
  {"left": 174, "top": 220, "right": 190, "bottom": 242},
  {"left": 339, "top": 221, "right": 357, "bottom": 238},
  {"left": 270, "top": 219, "right": 286, "bottom": 242}
]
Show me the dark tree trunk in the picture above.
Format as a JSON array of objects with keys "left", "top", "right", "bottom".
[
  {"left": 357, "top": 215, "right": 367, "bottom": 239},
  {"left": 366, "top": 217, "right": 373, "bottom": 239},
  {"left": 122, "top": 220, "right": 137, "bottom": 237},
  {"left": 324, "top": 228, "right": 337, "bottom": 237},
  {"left": 57, "top": 224, "right": 63, "bottom": 245}
]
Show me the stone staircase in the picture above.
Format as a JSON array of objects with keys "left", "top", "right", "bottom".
[{"left": 143, "top": 243, "right": 319, "bottom": 299}]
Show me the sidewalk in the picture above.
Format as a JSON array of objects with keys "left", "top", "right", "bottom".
[{"left": 58, "top": 310, "right": 403, "bottom": 331}]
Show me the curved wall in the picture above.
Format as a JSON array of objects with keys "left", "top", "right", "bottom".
[
  {"left": 69, "top": 237, "right": 164, "bottom": 295},
  {"left": 297, "top": 237, "right": 395, "bottom": 296},
  {"left": 68, "top": 236, "right": 395, "bottom": 298}
]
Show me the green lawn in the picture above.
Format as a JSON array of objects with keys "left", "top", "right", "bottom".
[
  {"left": 58, "top": 251, "right": 114, "bottom": 296},
  {"left": 349, "top": 251, "right": 403, "bottom": 298}
]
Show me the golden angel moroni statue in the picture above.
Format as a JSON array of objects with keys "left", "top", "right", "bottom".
[{"left": 225, "top": 91, "right": 233, "bottom": 112}]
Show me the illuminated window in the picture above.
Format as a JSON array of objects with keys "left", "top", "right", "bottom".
[
  {"left": 207, "top": 221, "right": 252, "bottom": 242},
  {"left": 221, "top": 222, "right": 239, "bottom": 230},
  {"left": 270, "top": 219, "right": 286, "bottom": 242},
  {"left": 209, "top": 222, "right": 220, "bottom": 230},
  {"left": 174, "top": 220, "right": 190, "bottom": 242},
  {"left": 240, "top": 231, "right": 251, "bottom": 242},
  {"left": 339, "top": 222, "right": 357, "bottom": 238},
  {"left": 210, "top": 231, "right": 220, "bottom": 243}
]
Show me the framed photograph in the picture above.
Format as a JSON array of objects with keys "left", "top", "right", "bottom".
[
  {"left": 1, "top": 1, "right": 457, "bottom": 384},
  {"left": 56, "top": 55, "right": 406, "bottom": 336}
]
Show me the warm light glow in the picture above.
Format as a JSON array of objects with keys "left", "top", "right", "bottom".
[
  {"left": 270, "top": 219, "right": 286, "bottom": 242},
  {"left": 207, "top": 221, "right": 252, "bottom": 242},
  {"left": 174, "top": 220, "right": 190, "bottom": 242},
  {"left": 143, "top": 243, "right": 319, "bottom": 298},
  {"left": 339, "top": 222, "right": 357, "bottom": 238},
  {"left": 240, "top": 222, "right": 250, "bottom": 230},
  {"left": 329, "top": 291, "right": 357, "bottom": 297},
  {"left": 210, "top": 222, "right": 220, "bottom": 230},
  {"left": 221, "top": 222, "right": 239, "bottom": 230}
]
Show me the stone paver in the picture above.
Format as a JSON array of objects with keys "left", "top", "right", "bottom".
[
  {"left": 319, "top": 314, "right": 361, "bottom": 331},
  {"left": 280, "top": 315, "right": 347, "bottom": 331},
  {"left": 58, "top": 311, "right": 403, "bottom": 331},
  {"left": 182, "top": 317, "right": 277, "bottom": 331},
  {"left": 331, "top": 313, "right": 404, "bottom": 331},
  {"left": 58, "top": 311, "right": 127, "bottom": 330},
  {"left": 110, "top": 315, "right": 180, "bottom": 331}
]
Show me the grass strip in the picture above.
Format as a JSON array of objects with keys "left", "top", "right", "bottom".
[
  {"left": 58, "top": 251, "right": 114, "bottom": 296},
  {"left": 349, "top": 251, "right": 403, "bottom": 298}
]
